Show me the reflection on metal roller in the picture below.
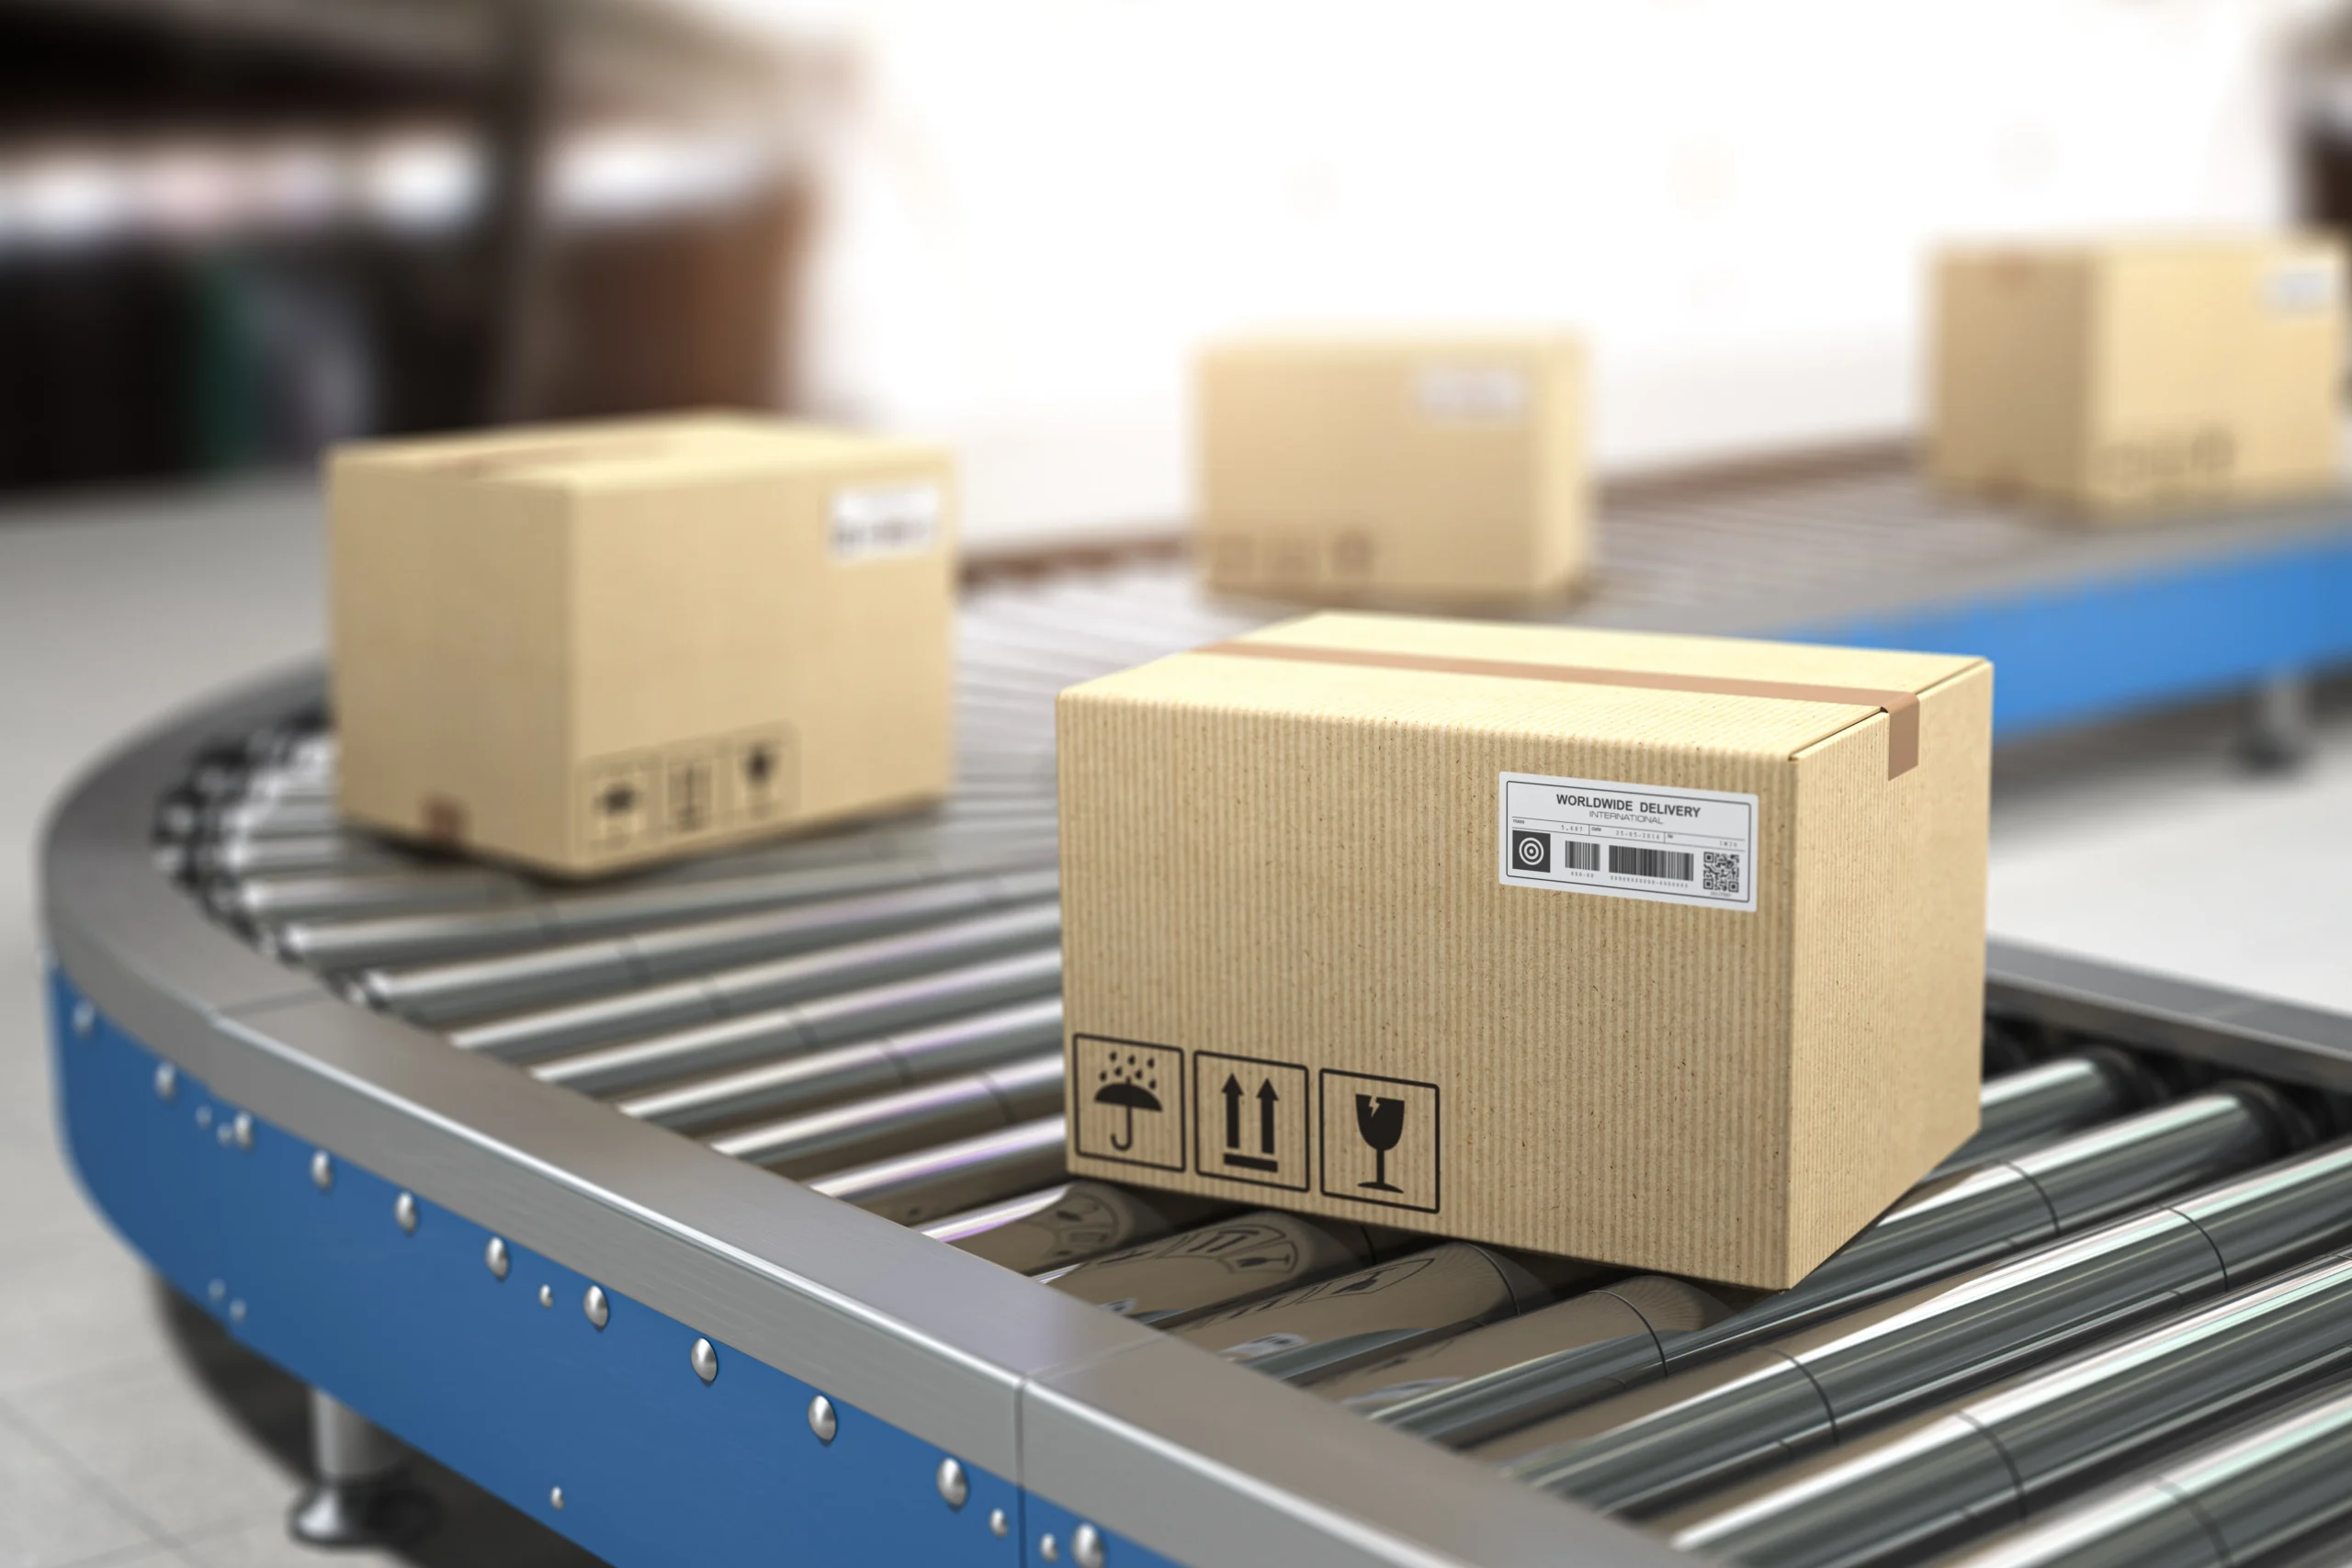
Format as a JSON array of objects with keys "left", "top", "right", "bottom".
[
  {"left": 615, "top": 998, "right": 1066, "bottom": 1130},
  {"left": 805, "top": 1114, "right": 1069, "bottom": 1225},
  {"left": 1380, "top": 1085, "right": 2290, "bottom": 1448},
  {"left": 1168, "top": 1242, "right": 1599, "bottom": 1385},
  {"left": 1041, "top": 1211, "right": 1419, "bottom": 1325},
  {"left": 1653, "top": 1251, "right": 2352, "bottom": 1568},
  {"left": 445, "top": 900, "right": 1063, "bottom": 1061},
  {"left": 1934, "top": 1381, "right": 2352, "bottom": 1568},
  {"left": 922, "top": 1182, "right": 1232, "bottom": 1274},
  {"left": 527, "top": 948, "right": 1063, "bottom": 1096},
  {"left": 1475, "top": 1138, "right": 2352, "bottom": 1514},
  {"left": 1315, "top": 1276, "right": 1729, "bottom": 1417},
  {"left": 354, "top": 867, "right": 1060, "bottom": 1024},
  {"left": 709, "top": 1052, "right": 1064, "bottom": 1178}
]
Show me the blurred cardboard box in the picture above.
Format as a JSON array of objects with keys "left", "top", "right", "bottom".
[
  {"left": 1930, "top": 235, "right": 2346, "bottom": 517},
  {"left": 1057, "top": 613, "right": 1991, "bottom": 1290},
  {"left": 331, "top": 412, "right": 955, "bottom": 877},
  {"left": 1194, "top": 333, "right": 1588, "bottom": 604}
]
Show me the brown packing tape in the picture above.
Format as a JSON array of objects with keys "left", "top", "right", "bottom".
[{"left": 1193, "top": 639, "right": 1923, "bottom": 779}]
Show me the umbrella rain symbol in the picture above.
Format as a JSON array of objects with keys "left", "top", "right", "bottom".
[{"left": 1093, "top": 1052, "right": 1163, "bottom": 1152}]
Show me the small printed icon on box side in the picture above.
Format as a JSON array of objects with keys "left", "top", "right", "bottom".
[
  {"left": 1317, "top": 1070, "right": 1441, "bottom": 1213},
  {"left": 1193, "top": 1054, "right": 1309, "bottom": 1191},
  {"left": 1073, "top": 1035, "right": 1186, "bottom": 1172}
]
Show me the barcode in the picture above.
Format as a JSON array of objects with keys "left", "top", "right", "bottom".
[
  {"left": 1562, "top": 839, "right": 1600, "bottom": 872},
  {"left": 1609, "top": 845, "right": 1694, "bottom": 881}
]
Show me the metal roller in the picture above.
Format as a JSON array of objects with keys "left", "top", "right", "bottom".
[
  {"left": 209, "top": 866, "right": 528, "bottom": 925},
  {"left": 1928, "top": 1050, "right": 2161, "bottom": 1180},
  {"left": 271, "top": 843, "right": 1058, "bottom": 970},
  {"left": 1931, "top": 1381, "right": 2352, "bottom": 1568},
  {"left": 616, "top": 998, "right": 1066, "bottom": 1131},
  {"left": 1471, "top": 1137, "right": 2352, "bottom": 1512},
  {"left": 807, "top": 1115, "right": 1070, "bottom": 1225},
  {"left": 356, "top": 868, "right": 1060, "bottom": 1024},
  {"left": 1314, "top": 1276, "right": 1729, "bottom": 1418},
  {"left": 708, "top": 1052, "right": 1064, "bottom": 1178},
  {"left": 526, "top": 947, "right": 1062, "bottom": 1097},
  {"left": 446, "top": 900, "right": 1061, "bottom": 1061},
  {"left": 922, "top": 1182, "right": 1233, "bottom": 1274},
  {"left": 1040, "top": 1211, "right": 1420, "bottom": 1325},
  {"left": 1167, "top": 1243, "right": 1597, "bottom": 1387},
  {"left": 1649, "top": 1249, "right": 2352, "bottom": 1568},
  {"left": 1376, "top": 1085, "right": 2295, "bottom": 1447}
]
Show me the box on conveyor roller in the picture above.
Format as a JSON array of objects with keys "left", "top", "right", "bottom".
[
  {"left": 1194, "top": 332, "right": 1588, "bottom": 604},
  {"left": 329, "top": 412, "right": 956, "bottom": 877},
  {"left": 1929, "top": 233, "right": 2347, "bottom": 518},
  {"left": 1056, "top": 612, "right": 1993, "bottom": 1290}
]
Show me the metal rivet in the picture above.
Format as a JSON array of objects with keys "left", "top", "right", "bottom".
[
  {"left": 393, "top": 1192, "right": 418, "bottom": 1234},
  {"left": 216, "top": 1122, "right": 234, "bottom": 1146},
  {"left": 690, "top": 1337, "right": 718, "bottom": 1385},
  {"left": 485, "top": 1237, "right": 510, "bottom": 1280},
  {"left": 1040, "top": 1533, "right": 1060, "bottom": 1562},
  {"left": 231, "top": 1112, "right": 254, "bottom": 1152},
  {"left": 549, "top": 1486, "right": 565, "bottom": 1511},
  {"left": 989, "top": 1508, "right": 1009, "bottom": 1538},
  {"left": 71, "top": 1001, "right": 94, "bottom": 1038},
  {"left": 1073, "top": 1522, "right": 1105, "bottom": 1568},
  {"left": 935, "top": 1456, "right": 967, "bottom": 1510},
  {"left": 806, "top": 1393, "right": 834, "bottom": 1440},
  {"left": 582, "top": 1285, "right": 609, "bottom": 1330},
  {"left": 207, "top": 1279, "right": 226, "bottom": 1303},
  {"left": 228, "top": 1300, "right": 246, "bottom": 1324},
  {"left": 310, "top": 1150, "right": 334, "bottom": 1191},
  {"left": 153, "top": 1064, "right": 177, "bottom": 1102},
  {"left": 537, "top": 1284, "right": 554, "bottom": 1308},
  {"left": 194, "top": 1106, "right": 213, "bottom": 1130}
]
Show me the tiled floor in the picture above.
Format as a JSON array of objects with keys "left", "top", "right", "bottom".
[{"left": 2, "top": 483, "right": 2349, "bottom": 1565}]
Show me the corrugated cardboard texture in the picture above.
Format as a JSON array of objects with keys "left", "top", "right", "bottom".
[
  {"left": 1058, "top": 613, "right": 1990, "bottom": 1290},
  {"left": 1194, "top": 333, "right": 1587, "bottom": 604},
  {"left": 1930, "top": 235, "right": 2346, "bottom": 518},
  {"left": 332, "top": 412, "right": 956, "bottom": 876}
]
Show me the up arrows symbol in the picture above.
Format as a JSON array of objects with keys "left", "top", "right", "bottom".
[{"left": 1220, "top": 1073, "right": 1282, "bottom": 1171}]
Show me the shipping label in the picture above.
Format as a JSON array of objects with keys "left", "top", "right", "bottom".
[
  {"left": 831, "top": 483, "right": 941, "bottom": 561},
  {"left": 1499, "top": 771, "right": 1758, "bottom": 912}
]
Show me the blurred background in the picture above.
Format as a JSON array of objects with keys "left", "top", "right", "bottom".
[{"left": 6, "top": 0, "right": 2352, "bottom": 544}]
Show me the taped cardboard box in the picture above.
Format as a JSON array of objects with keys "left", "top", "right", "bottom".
[
  {"left": 1194, "top": 333, "right": 1588, "bottom": 604},
  {"left": 1057, "top": 613, "right": 1991, "bottom": 1291},
  {"left": 331, "top": 412, "right": 955, "bottom": 877},
  {"left": 1930, "top": 234, "right": 2346, "bottom": 518}
]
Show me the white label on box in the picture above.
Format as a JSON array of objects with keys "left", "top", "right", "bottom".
[
  {"left": 831, "top": 484, "right": 940, "bottom": 560},
  {"left": 1417, "top": 365, "right": 1528, "bottom": 421},
  {"left": 2267, "top": 260, "right": 2339, "bottom": 314},
  {"left": 1499, "top": 772, "right": 1758, "bottom": 912}
]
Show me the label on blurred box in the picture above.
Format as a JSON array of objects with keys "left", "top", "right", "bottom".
[
  {"left": 2267, "top": 259, "right": 2339, "bottom": 314},
  {"left": 1416, "top": 365, "right": 1528, "bottom": 422},
  {"left": 831, "top": 484, "right": 941, "bottom": 560},
  {"left": 1499, "top": 771, "right": 1757, "bottom": 911}
]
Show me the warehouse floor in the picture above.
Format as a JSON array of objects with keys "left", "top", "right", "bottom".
[{"left": 2, "top": 486, "right": 2348, "bottom": 1567}]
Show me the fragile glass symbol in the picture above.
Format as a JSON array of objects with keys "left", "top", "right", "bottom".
[
  {"left": 1354, "top": 1095, "right": 1406, "bottom": 1192},
  {"left": 1094, "top": 1053, "right": 1162, "bottom": 1152}
]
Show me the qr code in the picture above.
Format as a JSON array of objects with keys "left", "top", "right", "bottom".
[{"left": 1702, "top": 851, "right": 1742, "bottom": 894}]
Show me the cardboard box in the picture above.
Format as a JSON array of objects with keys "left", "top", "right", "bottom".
[
  {"left": 1057, "top": 613, "right": 1992, "bottom": 1290},
  {"left": 1194, "top": 333, "right": 1588, "bottom": 604},
  {"left": 1930, "top": 235, "right": 2346, "bottom": 517},
  {"left": 331, "top": 412, "right": 956, "bottom": 877}
]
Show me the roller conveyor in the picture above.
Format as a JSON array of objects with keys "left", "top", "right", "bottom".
[{"left": 40, "top": 547, "right": 2352, "bottom": 1567}]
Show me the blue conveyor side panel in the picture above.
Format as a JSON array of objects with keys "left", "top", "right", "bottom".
[
  {"left": 1777, "top": 529, "right": 2352, "bottom": 738},
  {"left": 48, "top": 965, "right": 1030, "bottom": 1568}
]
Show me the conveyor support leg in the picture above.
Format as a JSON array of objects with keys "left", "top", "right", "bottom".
[
  {"left": 2236, "top": 670, "right": 2314, "bottom": 773},
  {"left": 287, "top": 1389, "right": 434, "bottom": 1549}
]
